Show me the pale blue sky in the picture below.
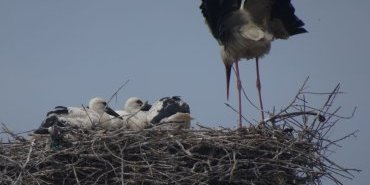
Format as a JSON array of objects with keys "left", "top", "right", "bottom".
[{"left": 1, "top": 0, "right": 369, "bottom": 184}]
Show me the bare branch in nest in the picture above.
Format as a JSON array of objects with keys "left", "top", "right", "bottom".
[
  {"left": 224, "top": 103, "right": 253, "bottom": 125},
  {"left": 1, "top": 122, "right": 27, "bottom": 142},
  {"left": 106, "top": 79, "right": 130, "bottom": 105},
  {"left": 81, "top": 105, "right": 94, "bottom": 127}
]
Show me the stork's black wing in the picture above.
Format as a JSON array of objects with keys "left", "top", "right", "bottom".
[
  {"left": 46, "top": 106, "right": 68, "bottom": 116},
  {"left": 243, "top": 0, "right": 275, "bottom": 26},
  {"left": 151, "top": 96, "right": 190, "bottom": 124},
  {"left": 271, "top": 0, "right": 307, "bottom": 36},
  {"left": 35, "top": 106, "right": 69, "bottom": 134},
  {"left": 200, "top": 0, "right": 241, "bottom": 40}
]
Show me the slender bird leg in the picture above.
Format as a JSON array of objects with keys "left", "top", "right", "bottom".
[
  {"left": 234, "top": 61, "right": 243, "bottom": 128},
  {"left": 255, "top": 57, "right": 265, "bottom": 121}
]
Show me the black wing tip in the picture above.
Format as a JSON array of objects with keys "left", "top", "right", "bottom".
[
  {"left": 46, "top": 106, "right": 68, "bottom": 116},
  {"left": 55, "top": 106, "right": 67, "bottom": 109},
  {"left": 272, "top": 0, "right": 307, "bottom": 36},
  {"left": 290, "top": 27, "right": 308, "bottom": 36},
  {"left": 33, "top": 128, "right": 50, "bottom": 134},
  {"left": 282, "top": 16, "right": 308, "bottom": 36}
]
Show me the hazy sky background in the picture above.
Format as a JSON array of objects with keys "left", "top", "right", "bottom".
[{"left": 1, "top": 0, "right": 369, "bottom": 184}]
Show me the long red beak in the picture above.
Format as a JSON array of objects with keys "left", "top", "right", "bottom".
[{"left": 224, "top": 63, "right": 232, "bottom": 100}]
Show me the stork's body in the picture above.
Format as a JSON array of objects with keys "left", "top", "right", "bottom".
[
  {"left": 147, "top": 96, "right": 191, "bottom": 129},
  {"left": 200, "top": 0, "right": 307, "bottom": 126},
  {"left": 107, "top": 97, "right": 152, "bottom": 130},
  {"left": 34, "top": 97, "right": 121, "bottom": 134}
]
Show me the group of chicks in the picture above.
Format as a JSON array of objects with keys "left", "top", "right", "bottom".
[{"left": 33, "top": 96, "right": 192, "bottom": 136}]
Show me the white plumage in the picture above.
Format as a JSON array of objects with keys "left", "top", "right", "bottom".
[
  {"left": 109, "top": 96, "right": 192, "bottom": 130},
  {"left": 107, "top": 97, "right": 151, "bottom": 130},
  {"left": 39, "top": 96, "right": 193, "bottom": 133},
  {"left": 152, "top": 112, "right": 192, "bottom": 130},
  {"left": 34, "top": 97, "right": 121, "bottom": 134}
]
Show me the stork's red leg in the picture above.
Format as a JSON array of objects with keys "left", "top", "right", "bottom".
[
  {"left": 234, "top": 61, "right": 243, "bottom": 128},
  {"left": 255, "top": 57, "right": 265, "bottom": 121}
]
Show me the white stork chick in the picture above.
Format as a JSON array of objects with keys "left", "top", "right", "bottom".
[
  {"left": 147, "top": 96, "right": 191, "bottom": 130},
  {"left": 34, "top": 97, "right": 121, "bottom": 134},
  {"left": 122, "top": 97, "right": 152, "bottom": 130},
  {"left": 107, "top": 97, "right": 152, "bottom": 130}
]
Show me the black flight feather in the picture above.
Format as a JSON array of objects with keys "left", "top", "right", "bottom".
[{"left": 271, "top": 0, "right": 307, "bottom": 36}]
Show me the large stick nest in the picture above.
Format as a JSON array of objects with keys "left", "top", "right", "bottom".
[{"left": 0, "top": 81, "right": 359, "bottom": 185}]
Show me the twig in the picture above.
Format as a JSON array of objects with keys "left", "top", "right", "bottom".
[
  {"left": 72, "top": 166, "right": 81, "bottom": 185},
  {"left": 224, "top": 103, "right": 253, "bottom": 125},
  {"left": 106, "top": 79, "right": 130, "bottom": 105},
  {"left": 1, "top": 122, "right": 27, "bottom": 142},
  {"left": 82, "top": 105, "right": 94, "bottom": 127}
]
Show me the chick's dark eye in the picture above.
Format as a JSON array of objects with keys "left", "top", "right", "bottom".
[
  {"left": 102, "top": 102, "right": 107, "bottom": 106},
  {"left": 136, "top": 100, "right": 143, "bottom": 105}
]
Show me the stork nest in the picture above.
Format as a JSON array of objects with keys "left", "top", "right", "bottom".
[{"left": 0, "top": 81, "right": 360, "bottom": 185}]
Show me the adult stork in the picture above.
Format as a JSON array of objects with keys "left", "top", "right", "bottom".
[{"left": 200, "top": 0, "right": 307, "bottom": 126}]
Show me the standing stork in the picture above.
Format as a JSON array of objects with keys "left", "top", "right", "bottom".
[{"left": 200, "top": 0, "right": 307, "bottom": 127}]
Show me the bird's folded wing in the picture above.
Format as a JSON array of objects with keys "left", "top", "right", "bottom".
[{"left": 200, "top": 0, "right": 242, "bottom": 40}]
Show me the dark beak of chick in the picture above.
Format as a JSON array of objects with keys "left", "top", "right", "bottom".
[
  {"left": 140, "top": 101, "right": 152, "bottom": 111},
  {"left": 104, "top": 106, "right": 122, "bottom": 119}
]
